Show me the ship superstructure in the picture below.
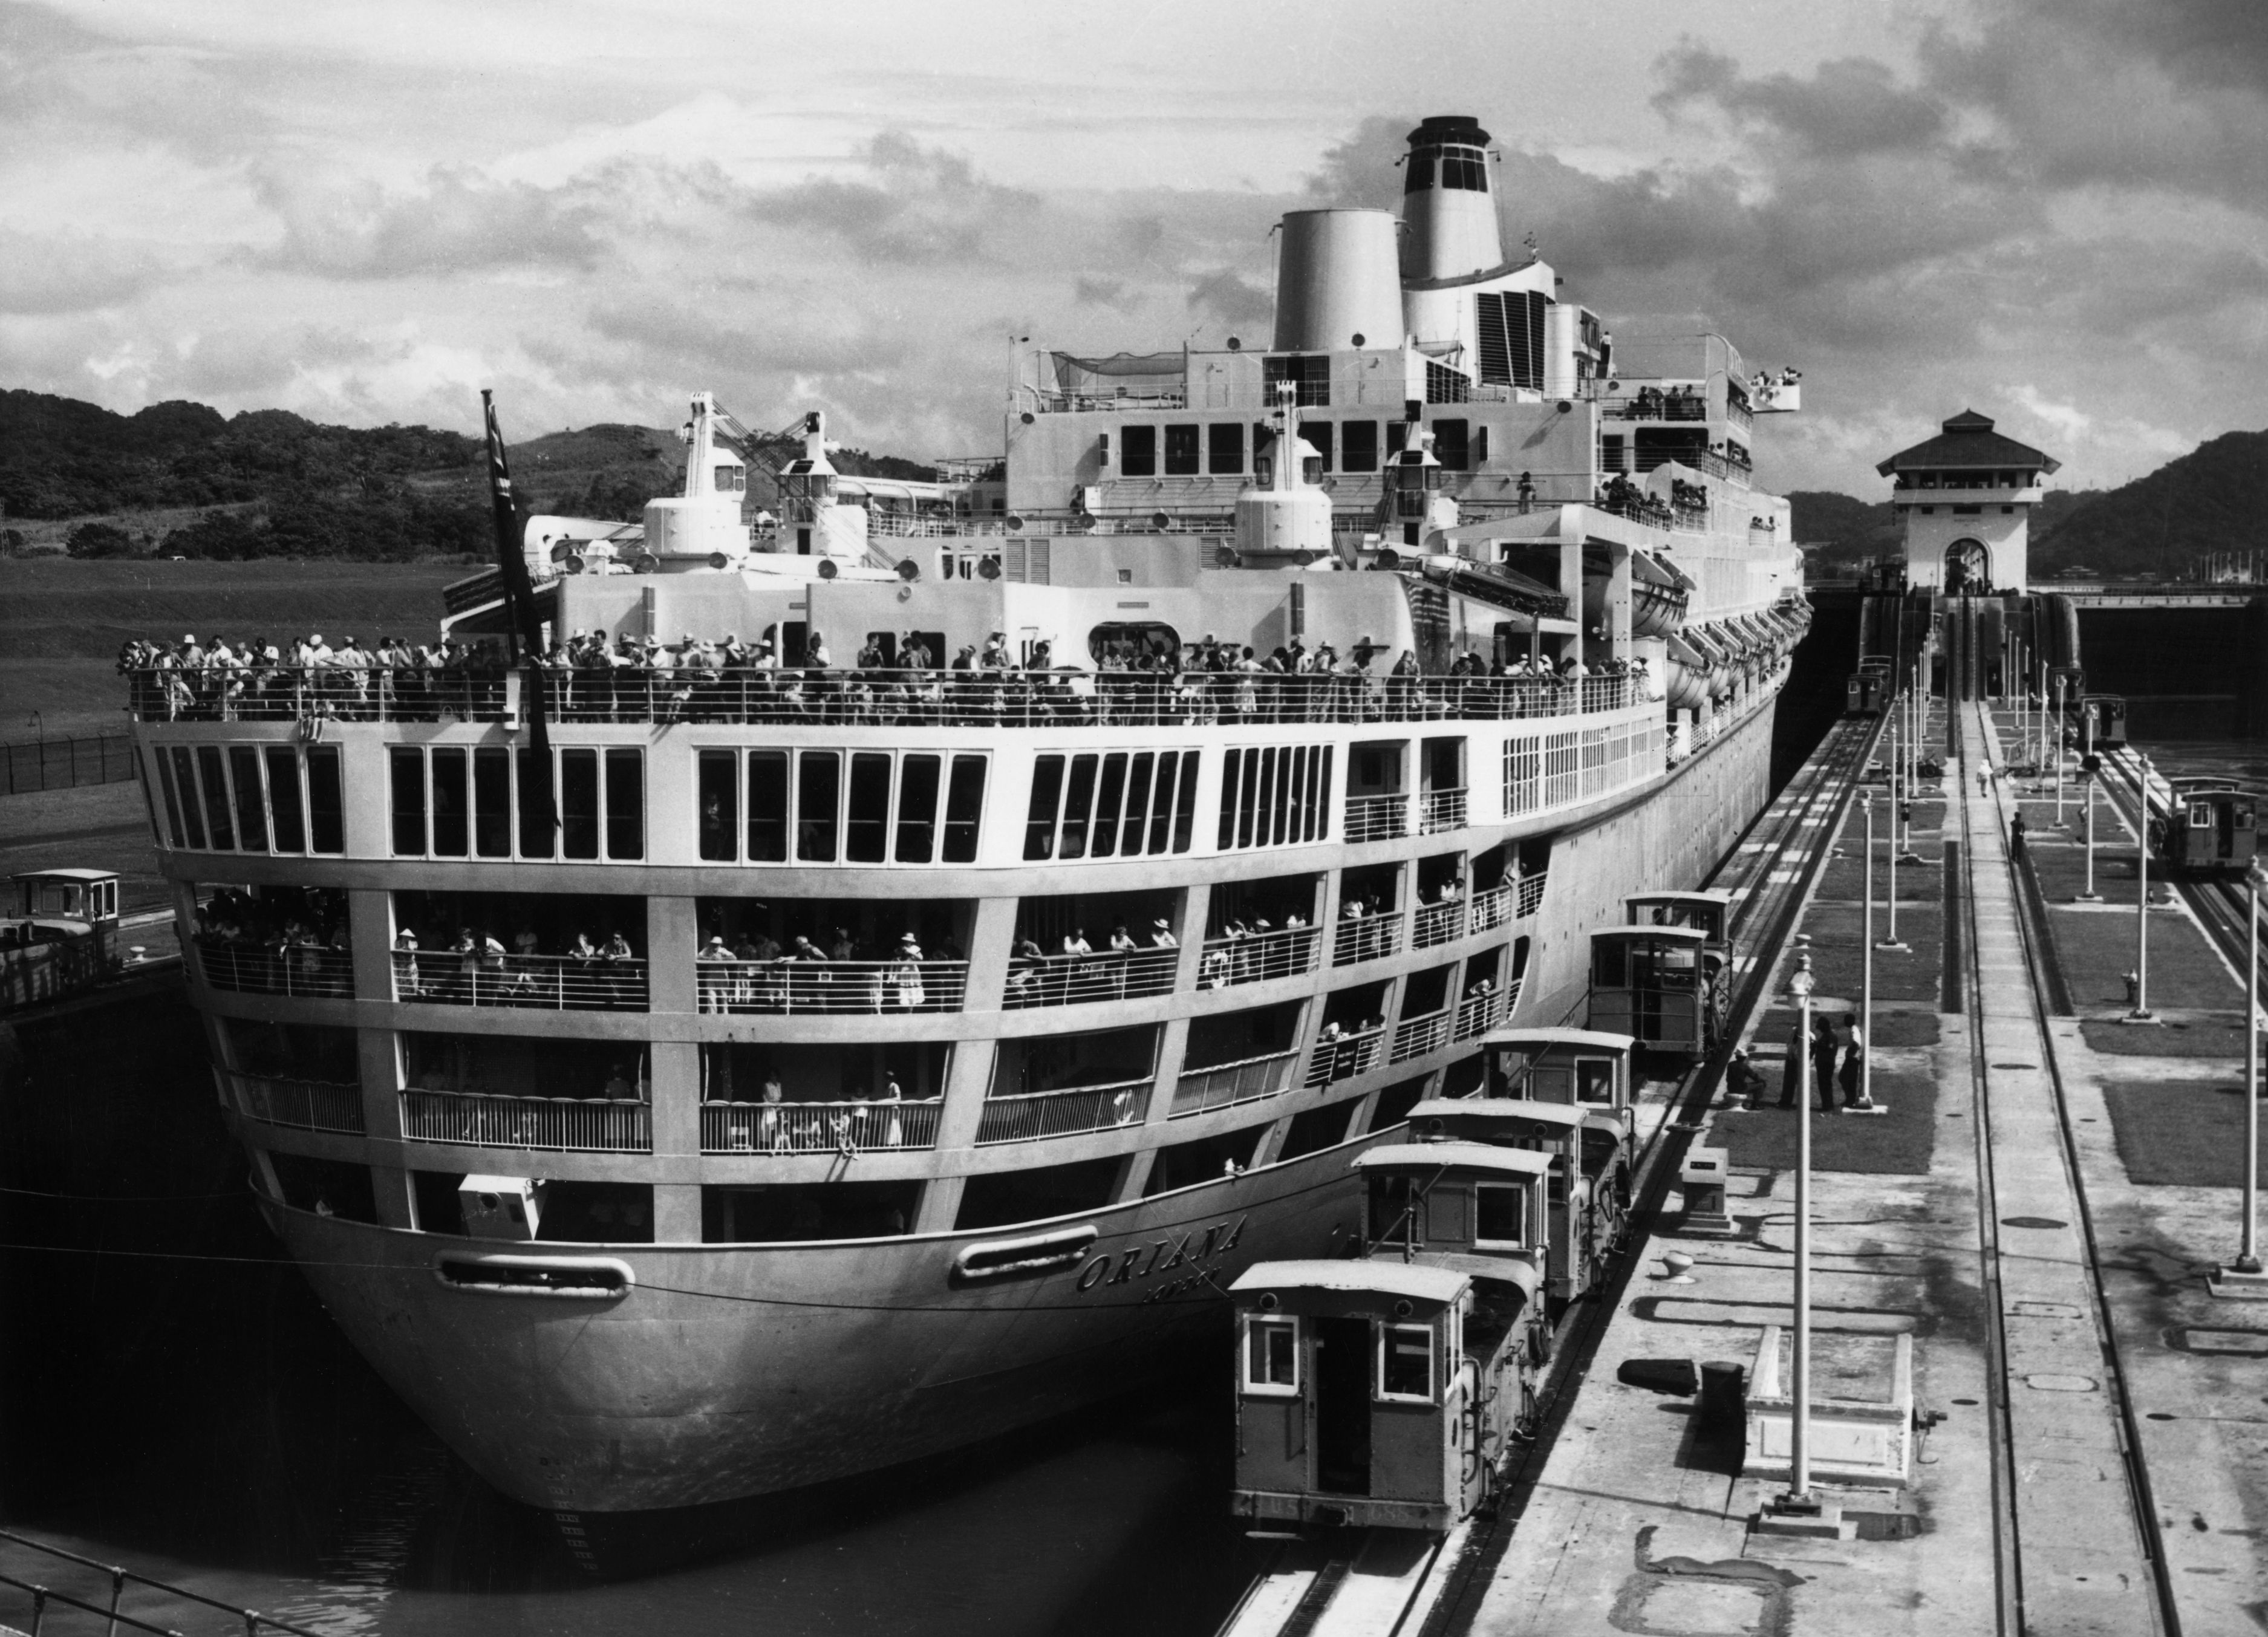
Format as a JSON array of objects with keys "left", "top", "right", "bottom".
[{"left": 125, "top": 116, "right": 1807, "bottom": 1518}]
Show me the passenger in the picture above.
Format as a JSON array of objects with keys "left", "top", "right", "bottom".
[
  {"left": 1149, "top": 917, "right": 1178, "bottom": 950},
  {"left": 1724, "top": 1045, "right": 1767, "bottom": 1112},
  {"left": 1837, "top": 1015, "right": 1871, "bottom": 1110}
]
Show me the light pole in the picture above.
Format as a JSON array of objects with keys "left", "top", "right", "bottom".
[
  {"left": 2054, "top": 675, "right": 2067, "bottom": 826},
  {"left": 2125, "top": 753, "right": 2157, "bottom": 1024},
  {"left": 1857, "top": 796, "right": 1883, "bottom": 1112},
  {"left": 2213, "top": 859, "right": 2268, "bottom": 1297},
  {"left": 2076, "top": 755, "right": 2102, "bottom": 902}
]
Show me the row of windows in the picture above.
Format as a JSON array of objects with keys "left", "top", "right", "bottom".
[
  {"left": 1217, "top": 745, "right": 1334, "bottom": 851},
  {"left": 1118, "top": 417, "right": 1479, "bottom": 478},
  {"left": 155, "top": 744, "right": 344, "bottom": 856},
  {"left": 390, "top": 746, "right": 644, "bottom": 861},
  {"left": 1404, "top": 145, "right": 1487, "bottom": 195},
  {"left": 699, "top": 749, "right": 986, "bottom": 865},
  {"left": 1503, "top": 721, "right": 1666, "bottom": 815},
  {"left": 1024, "top": 750, "right": 1200, "bottom": 862},
  {"left": 1243, "top": 1316, "right": 1439, "bottom": 1403}
]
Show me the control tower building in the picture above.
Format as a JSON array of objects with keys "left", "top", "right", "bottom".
[{"left": 1877, "top": 409, "right": 2059, "bottom": 595}]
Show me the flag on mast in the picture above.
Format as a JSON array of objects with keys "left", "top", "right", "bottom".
[{"left": 481, "top": 389, "right": 556, "bottom": 839}]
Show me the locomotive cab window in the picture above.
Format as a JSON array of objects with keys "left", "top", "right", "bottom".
[
  {"left": 1474, "top": 1182, "right": 1533, "bottom": 1249},
  {"left": 1575, "top": 1057, "right": 1615, "bottom": 1104},
  {"left": 1378, "top": 1323, "right": 1435, "bottom": 1402},
  {"left": 1243, "top": 1315, "right": 1300, "bottom": 1395}
]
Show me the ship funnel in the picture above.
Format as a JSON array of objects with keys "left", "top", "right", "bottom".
[
  {"left": 1400, "top": 115, "right": 1503, "bottom": 282},
  {"left": 1272, "top": 209, "right": 1402, "bottom": 353}
]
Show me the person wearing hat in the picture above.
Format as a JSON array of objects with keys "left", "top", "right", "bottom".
[
  {"left": 697, "top": 933, "right": 734, "bottom": 1013},
  {"left": 1148, "top": 917, "right": 1178, "bottom": 950},
  {"left": 891, "top": 932, "right": 927, "bottom": 1011},
  {"left": 1724, "top": 1045, "right": 1766, "bottom": 1113}
]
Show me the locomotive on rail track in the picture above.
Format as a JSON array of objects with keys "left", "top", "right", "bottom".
[{"left": 2149, "top": 776, "right": 2260, "bottom": 879}]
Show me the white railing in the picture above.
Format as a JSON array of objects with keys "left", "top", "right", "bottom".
[
  {"left": 399, "top": 1088, "right": 652, "bottom": 1153},
  {"left": 1344, "top": 793, "right": 1409, "bottom": 844},
  {"left": 1516, "top": 873, "right": 1549, "bottom": 919},
  {"left": 227, "top": 1072, "right": 363, "bottom": 1134},
  {"left": 1390, "top": 1011, "right": 1452, "bottom": 1065},
  {"left": 394, "top": 951, "right": 647, "bottom": 1012},
  {"left": 1003, "top": 946, "right": 1179, "bottom": 1010},
  {"left": 701, "top": 1098, "right": 942, "bottom": 1154},
  {"left": 1332, "top": 913, "right": 1403, "bottom": 968},
  {"left": 1170, "top": 1049, "right": 1301, "bottom": 1118},
  {"left": 194, "top": 940, "right": 354, "bottom": 1000},
  {"left": 1305, "top": 1026, "right": 1385, "bottom": 1089},
  {"left": 1470, "top": 884, "right": 1514, "bottom": 934},
  {"left": 1418, "top": 787, "right": 1468, "bottom": 834},
  {"left": 977, "top": 1078, "right": 1152, "bottom": 1145},
  {"left": 1454, "top": 986, "right": 1510, "bottom": 1042},
  {"left": 127, "top": 666, "right": 506, "bottom": 724},
  {"left": 697, "top": 959, "right": 968, "bottom": 1015},
  {"left": 1196, "top": 924, "right": 1320, "bottom": 989},
  {"left": 1412, "top": 899, "right": 1464, "bottom": 950}
]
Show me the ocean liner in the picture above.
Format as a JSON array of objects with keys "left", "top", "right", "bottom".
[{"left": 126, "top": 114, "right": 1807, "bottom": 1523}]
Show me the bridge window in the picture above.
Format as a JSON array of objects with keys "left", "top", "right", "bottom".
[
  {"left": 391, "top": 745, "right": 639, "bottom": 862},
  {"left": 1244, "top": 1316, "right": 1300, "bottom": 1394},
  {"left": 1219, "top": 745, "right": 1332, "bottom": 850},
  {"left": 1164, "top": 424, "right": 1201, "bottom": 476},
  {"left": 1208, "top": 422, "right": 1244, "bottom": 475},
  {"left": 1439, "top": 147, "right": 1487, "bottom": 190},
  {"left": 1433, "top": 419, "right": 1470, "bottom": 472},
  {"left": 1120, "top": 424, "right": 1157, "bottom": 477},
  {"left": 1341, "top": 420, "right": 1380, "bottom": 473},
  {"left": 1263, "top": 354, "right": 1331, "bottom": 408},
  {"left": 1378, "top": 1324, "right": 1435, "bottom": 1402},
  {"left": 1303, "top": 421, "right": 1333, "bottom": 473},
  {"left": 1026, "top": 750, "right": 1197, "bottom": 861}
]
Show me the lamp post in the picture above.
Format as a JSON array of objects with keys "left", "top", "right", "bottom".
[
  {"left": 2076, "top": 755, "right": 2102, "bottom": 902},
  {"left": 1858, "top": 796, "right": 1882, "bottom": 1111},
  {"left": 2211, "top": 861, "right": 2268, "bottom": 1294},
  {"left": 2126, "top": 753, "right": 2156, "bottom": 1023},
  {"left": 2054, "top": 675, "right": 2067, "bottom": 826},
  {"left": 1761, "top": 952, "right": 1835, "bottom": 1529}
]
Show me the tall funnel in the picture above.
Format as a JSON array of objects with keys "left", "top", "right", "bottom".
[
  {"left": 1272, "top": 208, "right": 1402, "bottom": 353},
  {"left": 1400, "top": 115, "right": 1502, "bottom": 281}
]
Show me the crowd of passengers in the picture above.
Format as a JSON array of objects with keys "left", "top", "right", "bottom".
[
  {"left": 125, "top": 626, "right": 1648, "bottom": 726},
  {"left": 388, "top": 919, "right": 644, "bottom": 1006},
  {"left": 696, "top": 922, "right": 966, "bottom": 1014},
  {"left": 191, "top": 887, "right": 351, "bottom": 991}
]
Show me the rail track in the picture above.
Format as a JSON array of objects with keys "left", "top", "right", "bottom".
[{"left": 1221, "top": 711, "right": 1887, "bottom": 1637}]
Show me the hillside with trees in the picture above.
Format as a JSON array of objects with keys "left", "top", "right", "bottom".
[
  {"left": 2030, "top": 430, "right": 2268, "bottom": 577},
  {"left": 0, "top": 389, "right": 942, "bottom": 563}
]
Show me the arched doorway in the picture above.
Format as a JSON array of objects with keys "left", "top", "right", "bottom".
[{"left": 1944, "top": 538, "right": 1991, "bottom": 596}]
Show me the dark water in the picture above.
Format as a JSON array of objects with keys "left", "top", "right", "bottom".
[
  {"left": 2126, "top": 737, "right": 2268, "bottom": 788},
  {"left": 0, "top": 995, "right": 1268, "bottom": 1636}
]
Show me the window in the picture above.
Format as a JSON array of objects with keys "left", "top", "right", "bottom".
[
  {"left": 430, "top": 747, "right": 469, "bottom": 857},
  {"left": 1403, "top": 149, "right": 1435, "bottom": 192},
  {"left": 1218, "top": 746, "right": 1332, "bottom": 850},
  {"left": 1433, "top": 419, "right": 1470, "bottom": 471},
  {"left": 1576, "top": 1056, "right": 1615, "bottom": 1104},
  {"left": 195, "top": 746, "right": 235, "bottom": 850},
  {"left": 561, "top": 749, "right": 601, "bottom": 859},
  {"left": 516, "top": 748, "right": 553, "bottom": 859},
  {"left": 1208, "top": 422, "right": 1244, "bottom": 475},
  {"left": 474, "top": 749, "right": 511, "bottom": 858},
  {"left": 228, "top": 747, "right": 267, "bottom": 853},
  {"left": 1027, "top": 750, "right": 1197, "bottom": 860},
  {"left": 1243, "top": 1316, "right": 1300, "bottom": 1395},
  {"left": 389, "top": 746, "right": 426, "bottom": 856},
  {"left": 1341, "top": 420, "right": 1380, "bottom": 473},
  {"left": 748, "top": 751, "right": 789, "bottom": 861},
  {"left": 1263, "top": 354, "right": 1331, "bottom": 408},
  {"left": 307, "top": 747, "right": 344, "bottom": 854},
  {"left": 895, "top": 754, "right": 940, "bottom": 862},
  {"left": 699, "top": 751, "right": 738, "bottom": 861},
  {"left": 605, "top": 751, "right": 644, "bottom": 860},
  {"left": 797, "top": 750, "right": 840, "bottom": 862},
  {"left": 846, "top": 752, "right": 892, "bottom": 862},
  {"left": 1438, "top": 146, "right": 1486, "bottom": 190},
  {"left": 1164, "top": 424, "right": 1201, "bottom": 476},
  {"left": 154, "top": 749, "right": 188, "bottom": 848},
  {"left": 1378, "top": 1323, "right": 1435, "bottom": 1401},
  {"left": 1475, "top": 1182, "right": 1531, "bottom": 1248},
  {"left": 265, "top": 747, "right": 305, "bottom": 853},
  {"left": 943, "top": 756, "right": 986, "bottom": 862},
  {"left": 1302, "top": 421, "right": 1333, "bottom": 472},
  {"left": 1121, "top": 424, "right": 1157, "bottom": 477}
]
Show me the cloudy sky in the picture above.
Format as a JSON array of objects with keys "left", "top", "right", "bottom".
[{"left": 3, "top": 0, "right": 2263, "bottom": 496}]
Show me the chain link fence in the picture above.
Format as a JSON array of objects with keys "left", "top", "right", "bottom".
[{"left": 1, "top": 732, "right": 137, "bottom": 795}]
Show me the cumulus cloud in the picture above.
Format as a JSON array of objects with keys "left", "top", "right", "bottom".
[
  {"left": 253, "top": 164, "right": 607, "bottom": 278},
  {"left": 733, "top": 131, "right": 1042, "bottom": 265},
  {"left": 1186, "top": 268, "right": 1271, "bottom": 329},
  {"left": 0, "top": 229, "right": 169, "bottom": 315}
]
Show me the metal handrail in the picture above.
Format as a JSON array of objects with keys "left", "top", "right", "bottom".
[
  {"left": 1196, "top": 923, "right": 1320, "bottom": 989},
  {"left": 0, "top": 1525, "right": 327, "bottom": 1636},
  {"left": 1304, "top": 1026, "right": 1384, "bottom": 1089},
  {"left": 1412, "top": 898, "right": 1465, "bottom": 950},
  {"left": 1170, "top": 1048, "right": 1301, "bottom": 1117},
  {"left": 191, "top": 940, "right": 353, "bottom": 1000},
  {"left": 400, "top": 1088, "right": 653, "bottom": 1153},
  {"left": 697, "top": 958, "right": 968, "bottom": 1015},
  {"left": 1344, "top": 792, "right": 1409, "bottom": 844},
  {"left": 227, "top": 1071, "right": 364, "bottom": 1134},
  {"left": 1331, "top": 912, "right": 1404, "bottom": 967},
  {"left": 976, "top": 1078, "right": 1151, "bottom": 1144},
  {"left": 1418, "top": 786, "right": 1468, "bottom": 834},
  {"left": 1002, "top": 946, "right": 1178, "bottom": 1010},
  {"left": 124, "top": 668, "right": 1647, "bottom": 729},
  {"left": 1470, "top": 882, "right": 1515, "bottom": 933},
  {"left": 1389, "top": 1009, "right": 1452, "bottom": 1064},
  {"left": 393, "top": 949, "right": 648, "bottom": 1012},
  {"left": 701, "top": 1097, "right": 942, "bottom": 1154}
]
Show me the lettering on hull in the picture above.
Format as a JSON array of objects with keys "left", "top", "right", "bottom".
[{"left": 1073, "top": 1216, "right": 1246, "bottom": 1303}]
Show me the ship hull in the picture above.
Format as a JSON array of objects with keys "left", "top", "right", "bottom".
[{"left": 266, "top": 694, "right": 1780, "bottom": 1516}]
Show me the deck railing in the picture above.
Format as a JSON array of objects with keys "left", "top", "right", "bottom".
[
  {"left": 1332, "top": 913, "right": 1403, "bottom": 968},
  {"left": 1470, "top": 883, "right": 1514, "bottom": 934},
  {"left": 701, "top": 1098, "right": 942, "bottom": 1154},
  {"left": 1170, "top": 1049, "right": 1302, "bottom": 1118},
  {"left": 1305, "top": 1026, "right": 1386, "bottom": 1089},
  {"left": 193, "top": 940, "right": 353, "bottom": 1000},
  {"left": 697, "top": 958, "right": 968, "bottom": 1015},
  {"left": 1389, "top": 1010, "right": 1452, "bottom": 1065},
  {"left": 976, "top": 1078, "right": 1152, "bottom": 1144},
  {"left": 1003, "top": 946, "right": 1178, "bottom": 1010},
  {"left": 393, "top": 950, "right": 648, "bottom": 1012},
  {"left": 227, "top": 1072, "right": 364, "bottom": 1134},
  {"left": 1516, "top": 873, "right": 1549, "bottom": 919},
  {"left": 1418, "top": 787, "right": 1468, "bottom": 834},
  {"left": 1412, "top": 899, "right": 1465, "bottom": 950},
  {"left": 126, "top": 668, "right": 1646, "bottom": 729},
  {"left": 1343, "top": 793, "right": 1408, "bottom": 844},
  {"left": 1454, "top": 985, "right": 1511, "bottom": 1042},
  {"left": 399, "top": 1088, "right": 653, "bottom": 1153},
  {"left": 1196, "top": 923, "right": 1320, "bottom": 989}
]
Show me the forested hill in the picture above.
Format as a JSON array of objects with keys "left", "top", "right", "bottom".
[
  {"left": 2030, "top": 429, "right": 2268, "bottom": 577},
  {"left": 0, "top": 389, "right": 934, "bottom": 562}
]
